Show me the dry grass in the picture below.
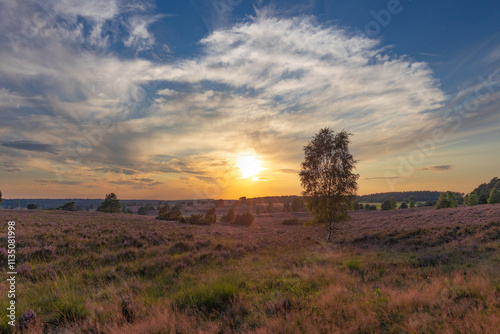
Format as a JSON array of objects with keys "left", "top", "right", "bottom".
[{"left": 1, "top": 204, "right": 500, "bottom": 333}]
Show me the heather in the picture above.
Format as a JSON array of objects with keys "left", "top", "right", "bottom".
[{"left": 1, "top": 204, "right": 500, "bottom": 333}]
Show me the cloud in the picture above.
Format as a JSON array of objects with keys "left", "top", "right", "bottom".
[
  {"left": 419, "top": 165, "right": 454, "bottom": 172},
  {"left": 36, "top": 179, "right": 83, "bottom": 185},
  {"left": 0, "top": 7, "right": 454, "bottom": 194},
  {"left": 0, "top": 161, "right": 20, "bottom": 173},
  {"left": 1, "top": 141, "right": 59, "bottom": 154}
]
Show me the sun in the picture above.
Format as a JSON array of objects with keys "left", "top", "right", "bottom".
[{"left": 237, "top": 155, "right": 264, "bottom": 179}]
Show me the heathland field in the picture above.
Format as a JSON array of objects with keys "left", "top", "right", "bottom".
[{"left": 1, "top": 204, "right": 500, "bottom": 333}]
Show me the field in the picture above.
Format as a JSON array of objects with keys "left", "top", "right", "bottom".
[{"left": 1, "top": 204, "right": 500, "bottom": 333}]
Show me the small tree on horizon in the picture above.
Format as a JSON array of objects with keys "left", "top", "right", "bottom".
[
  {"left": 299, "top": 128, "right": 359, "bottom": 242},
  {"left": 96, "top": 193, "right": 122, "bottom": 213}
]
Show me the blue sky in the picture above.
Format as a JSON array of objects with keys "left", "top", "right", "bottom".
[{"left": 0, "top": 0, "right": 499, "bottom": 199}]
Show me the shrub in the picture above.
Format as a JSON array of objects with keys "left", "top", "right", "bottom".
[
  {"left": 381, "top": 197, "right": 397, "bottom": 210},
  {"left": 435, "top": 191, "right": 458, "bottom": 209},
  {"left": 409, "top": 200, "right": 415, "bottom": 208},
  {"left": 180, "top": 214, "right": 206, "bottom": 225},
  {"left": 232, "top": 211, "right": 254, "bottom": 226},
  {"left": 205, "top": 207, "right": 216, "bottom": 225},
  {"left": 220, "top": 207, "right": 235, "bottom": 223},
  {"left": 27, "top": 203, "right": 37, "bottom": 210},
  {"left": 137, "top": 206, "right": 150, "bottom": 215},
  {"left": 368, "top": 205, "right": 377, "bottom": 210},
  {"left": 399, "top": 202, "right": 408, "bottom": 209},
  {"left": 282, "top": 217, "right": 300, "bottom": 225},
  {"left": 157, "top": 204, "right": 182, "bottom": 221},
  {"left": 59, "top": 202, "right": 77, "bottom": 211}
]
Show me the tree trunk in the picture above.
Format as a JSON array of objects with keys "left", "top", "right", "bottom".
[{"left": 327, "top": 221, "right": 332, "bottom": 242}]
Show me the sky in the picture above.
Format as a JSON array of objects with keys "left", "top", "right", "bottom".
[{"left": 0, "top": 0, "right": 499, "bottom": 200}]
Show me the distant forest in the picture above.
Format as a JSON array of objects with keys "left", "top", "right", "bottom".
[{"left": 356, "top": 191, "right": 453, "bottom": 203}]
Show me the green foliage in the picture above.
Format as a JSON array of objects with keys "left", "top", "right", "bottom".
[
  {"left": 467, "top": 193, "right": 479, "bottom": 206},
  {"left": 381, "top": 197, "right": 397, "bottom": 210},
  {"left": 299, "top": 128, "right": 358, "bottom": 241},
  {"left": 220, "top": 207, "right": 235, "bottom": 223},
  {"left": 399, "top": 202, "right": 408, "bottom": 209},
  {"left": 345, "top": 258, "right": 361, "bottom": 271},
  {"left": 232, "top": 211, "right": 254, "bottom": 226},
  {"left": 156, "top": 204, "right": 182, "bottom": 221},
  {"left": 96, "top": 193, "right": 121, "bottom": 213},
  {"left": 488, "top": 188, "right": 500, "bottom": 204},
  {"left": 174, "top": 276, "right": 239, "bottom": 314},
  {"left": 27, "top": 203, "right": 38, "bottom": 210},
  {"left": 435, "top": 191, "right": 458, "bottom": 209}
]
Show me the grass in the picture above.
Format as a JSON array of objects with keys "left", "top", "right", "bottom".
[{"left": 1, "top": 205, "right": 500, "bottom": 333}]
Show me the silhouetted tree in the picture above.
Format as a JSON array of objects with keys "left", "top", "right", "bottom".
[
  {"left": 299, "top": 128, "right": 359, "bottom": 241},
  {"left": 205, "top": 207, "right": 216, "bottom": 224},
  {"left": 221, "top": 207, "right": 235, "bottom": 223},
  {"left": 59, "top": 202, "right": 77, "bottom": 211},
  {"left": 96, "top": 193, "right": 122, "bottom": 213},
  {"left": 232, "top": 211, "right": 254, "bottom": 226}
]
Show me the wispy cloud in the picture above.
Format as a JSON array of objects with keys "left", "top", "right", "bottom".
[
  {"left": 419, "top": 165, "right": 454, "bottom": 172},
  {"left": 1, "top": 141, "right": 59, "bottom": 154}
]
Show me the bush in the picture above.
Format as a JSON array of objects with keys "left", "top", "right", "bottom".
[
  {"left": 180, "top": 214, "right": 206, "bottom": 225},
  {"left": 382, "top": 197, "right": 397, "bottom": 210},
  {"left": 27, "top": 203, "right": 37, "bottom": 210},
  {"left": 435, "top": 191, "right": 458, "bottom": 209},
  {"left": 282, "top": 217, "right": 300, "bottom": 225},
  {"left": 399, "top": 202, "right": 408, "bottom": 209},
  {"left": 220, "top": 207, "right": 235, "bottom": 223},
  {"left": 205, "top": 207, "right": 216, "bottom": 225},
  {"left": 368, "top": 205, "right": 377, "bottom": 210},
  {"left": 59, "top": 202, "right": 77, "bottom": 211},
  {"left": 137, "top": 206, "right": 150, "bottom": 215},
  {"left": 157, "top": 204, "right": 182, "bottom": 221},
  {"left": 232, "top": 211, "right": 254, "bottom": 226}
]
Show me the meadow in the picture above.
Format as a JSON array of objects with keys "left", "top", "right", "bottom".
[{"left": 1, "top": 203, "right": 500, "bottom": 333}]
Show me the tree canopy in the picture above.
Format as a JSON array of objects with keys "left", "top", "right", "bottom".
[
  {"left": 96, "top": 193, "right": 122, "bottom": 213},
  {"left": 299, "top": 128, "right": 358, "bottom": 241}
]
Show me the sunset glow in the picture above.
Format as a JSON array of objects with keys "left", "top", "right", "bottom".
[{"left": 237, "top": 155, "right": 264, "bottom": 179}]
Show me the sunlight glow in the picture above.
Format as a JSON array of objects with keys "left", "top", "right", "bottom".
[{"left": 237, "top": 155, "right": 264, "bottom": 179}]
